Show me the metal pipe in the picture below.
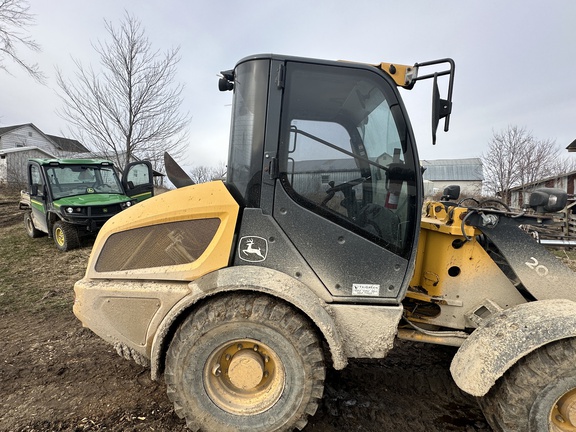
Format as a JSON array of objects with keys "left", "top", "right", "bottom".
[
  {"left": 397, "top": 329, "right": 465, "bottom": 347},
  {"left": 539, "top": 239, "right": 576, "bottom": 247}
]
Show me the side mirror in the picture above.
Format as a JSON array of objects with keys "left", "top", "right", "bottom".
[
  {"left": 432, "top": 73, "right": 452, "bottom": 145},
  {"left": 528, "top": 188, "right": 567, "bottom": 213},
  {"left": 413, "top": 58, "right": 455, "bottom": 145},
  {"left": 441, "top": 185, "right": 460, "bottom": 201}
]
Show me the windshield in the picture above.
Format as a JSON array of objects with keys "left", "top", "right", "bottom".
[{"left": 45, "top": 165, "right": 124, "bottom": 199}]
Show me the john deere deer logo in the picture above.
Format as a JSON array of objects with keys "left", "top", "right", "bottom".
[{"left": 239, "top": 236, "right": 268, "bottom": 262}]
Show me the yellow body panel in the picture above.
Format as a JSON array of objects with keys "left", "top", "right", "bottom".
[
  {"left": 73, "top": 278, "right": 190, "bottom": 361},
  {"left": 84, "top": 180, "right": 240, "bottom": 282},
  {"left": 377, "top": 62, "right": 418, "bottom": 88},
  {"left": 410, "top": 204, "right": 477, "bottom": 287},
  {"left": 408, "top": 203, "right": 526, "bottom": 329},
  {"left": 339, "top": 60, "right": 417, "bottom": 88}
]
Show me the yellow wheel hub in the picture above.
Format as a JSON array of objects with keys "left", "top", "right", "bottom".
[
  {"left": 228, "top": 349, "right": 265, "bottom": 389},
  {"left": 204, "top": 339, "right": 284, "bottom": 415},
  {"left": 551, "top": 388, "right": 576, "bottom": 431},
  {"left": 55, "top": 227, "right": 65, "bottom": 246}
]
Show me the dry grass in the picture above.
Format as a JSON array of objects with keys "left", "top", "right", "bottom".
[{"left": 0, "top": 187, "right": 91, "bottom": 314}]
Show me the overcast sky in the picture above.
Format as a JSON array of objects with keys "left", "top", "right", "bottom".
[{"left": 2, "top": 0, "right": 575, "bottom": 168}]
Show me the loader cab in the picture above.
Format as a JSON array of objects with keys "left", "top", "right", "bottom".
[{"left": 224, "top": 55, "right": 422, "bottom": 301}]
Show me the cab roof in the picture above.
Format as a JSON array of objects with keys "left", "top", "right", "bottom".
[{"left": 30, "top": 158, "right": 115, "bottom": 166}]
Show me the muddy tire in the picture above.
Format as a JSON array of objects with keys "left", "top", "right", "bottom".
[
  {"left": 24, "top": 211, "right": 43, "bottom": 238},
  {"left": 480, "top": 337, "right": 576, "bottom": 431},
  {"left": 52, "top": 220, "right": 80, "bottom": 252},
  {"left": 164, "top": 293, "right": 325, "bottom": 432}
]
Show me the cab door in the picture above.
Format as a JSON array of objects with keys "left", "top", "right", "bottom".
[
  {"left": 122, "top": 161, "right": 154, "bottom": 202},
  {"left": 273, "top": 61, "right": 421, "bottom": 303},
  {"left": 28, "top": 162, "right": 49, "bottom": 233}
]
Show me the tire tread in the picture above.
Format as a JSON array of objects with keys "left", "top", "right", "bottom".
[
  {"left": 164, "top": 293, "right": 325, "bottom": 432},
  {"left": 480, "top": 337, "right": 576, "bottom": 431}
]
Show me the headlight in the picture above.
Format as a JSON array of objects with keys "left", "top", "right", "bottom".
[
  {"left": 65, "top": 207, "right": 85, "bottom": 214},
  {"left": 120, "top": 200, "right": 136, "bottom": 210}
]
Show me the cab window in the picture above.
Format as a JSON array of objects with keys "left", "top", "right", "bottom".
[
  {"left": 29, "top": 165, "right": 45, "bottom": 196},
  {"left": 125, "top": 164, "right": 150, "bottom": 187},
  {"left": 227, "top": 59, "right": 270, "bottom": 207}
]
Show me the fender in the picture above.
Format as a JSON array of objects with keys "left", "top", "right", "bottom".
[
  {"left": 450, "top": 299, "right": 576, "bottom": 397},
  {"left": 150, "top": 265, "right": 348, "bottom": 380}
]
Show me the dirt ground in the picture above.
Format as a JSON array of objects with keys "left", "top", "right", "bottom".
[{"left": 0, "top": 189, "right": 490, "bottom": 432}]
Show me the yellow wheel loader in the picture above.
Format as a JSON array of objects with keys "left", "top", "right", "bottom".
[{"left": 74, "top": 54, "right": 576, "bottom": 431}]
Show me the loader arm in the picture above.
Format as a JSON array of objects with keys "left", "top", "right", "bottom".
[{"left": 466, "top": 210, "right": 576, "bottom": 302}]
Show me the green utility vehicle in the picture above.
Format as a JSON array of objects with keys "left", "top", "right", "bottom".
[{"left": 20, "top": 158, "right": 153, "bottom": 251}]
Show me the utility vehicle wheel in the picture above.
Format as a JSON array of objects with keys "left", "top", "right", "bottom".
[
  {"left": 52, "top": 220, "right": 80, "bottom": 252},
  {"left": 165, "top": 294, "right": 325, "bottom": 432},
  {"left": 24, "top": 211, "right": 43, "bottom": 238},
  {"left": 480, "top": 337, "right": 576, "bottom": 431}
]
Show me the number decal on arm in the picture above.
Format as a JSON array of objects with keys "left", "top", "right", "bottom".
[{"left": 525, "top": 257, "right": 549, "bottom": 277}]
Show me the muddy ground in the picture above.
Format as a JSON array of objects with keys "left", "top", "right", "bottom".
[{"left": 0, "top": 189, "right": 490, "bottom": 432}]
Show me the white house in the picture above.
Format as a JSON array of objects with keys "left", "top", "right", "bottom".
[{"left": 0, "top": 123, "right": 89, "bottom": 185}]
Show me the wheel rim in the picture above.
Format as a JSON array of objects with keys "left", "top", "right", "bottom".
[
  {"left": 55, "top": 227, "right": 65, "bottom": 247},
  {"left": 551, "top": 388, "right": 576, "bottom": 431},
  {"left": 204, "top": 338, "right": 285, "bottom": 415}
]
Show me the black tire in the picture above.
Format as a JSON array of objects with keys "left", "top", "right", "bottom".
[
  {"left": 24, "top": 211, "right": 43, "bottom": 238},
  {"left": 480, "top": 337, "right": 576, "bottom": 431},
  {"left": 52, "top": 220, "right": 80, "bottom": 252},
  {"left": 165, "top": 293, "right": 326, "bottom": 432}
]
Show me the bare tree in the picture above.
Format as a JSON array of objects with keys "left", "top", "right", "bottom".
[
  {"left": 187, "top": 162, "right": 227, "bottom": 184},
  {"left": 56, "top": 12, "right": 190, "bottom": 172},
  {"left": 482, "top": 125, "right": 575, "bottom": 203},
  {"left": 0, "top": 0, "right": 44, "bottom": 82},
  {"left": 482, "top": 126, "right": 527, "bottom": 202},
  {"left": 555, "top": 155, "right": 576, "bottom": 176}
]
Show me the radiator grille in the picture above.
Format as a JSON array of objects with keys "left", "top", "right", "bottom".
[
  {"left": 90, "top": 204, "right": 122, "bottom": 216},
  {"left": 95, "top": 218, "right": 220, "bottom": 272}
]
